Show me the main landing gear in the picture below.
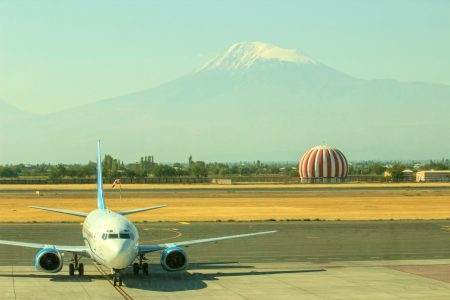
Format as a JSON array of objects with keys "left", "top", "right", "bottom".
[
  {"left": 69, "top": 254, "right": 84, "bottom": 276},
  {"left": 132, "top": 254, "right": 149, "bottom": 276}
]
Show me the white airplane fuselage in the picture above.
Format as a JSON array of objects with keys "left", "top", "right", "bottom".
[{"left": 82, "top": 209, "right": 139, "bottom": 270}]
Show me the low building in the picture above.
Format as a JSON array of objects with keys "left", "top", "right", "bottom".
[
  {"left": 416, "top": 170, "right": 450, "bottom": 182},
  {"left": 384, "top": 169, "right": 415, "bottom": 182},
  {"left": 402, "top": 169, "right": 415, "bottom": 182},
  {"left": 211, "top": 178, "right": 232, "bottom": 185}
]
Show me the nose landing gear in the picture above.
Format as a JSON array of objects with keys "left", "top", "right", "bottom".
[
  {"left": 112, "top": 270, "right": 123, "bottom": 286},
  {"left": 69, "top": 254, "right": 84, "bottom": 276}
]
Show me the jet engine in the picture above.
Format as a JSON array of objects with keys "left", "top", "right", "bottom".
[
  {"left": 160, "top": 246, "right": 188, "bottom": 271},
  {"left": 34, "top": 248, "right": 63, "bottom": 273}
]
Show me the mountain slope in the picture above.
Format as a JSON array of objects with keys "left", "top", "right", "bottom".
[
  {"left": 0, "top": 99, "right": 29, "bottom": 117},
  {"left": 2, "top": 42, "right": 450, "bottom": 163}
]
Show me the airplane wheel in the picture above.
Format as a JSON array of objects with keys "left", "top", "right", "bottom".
[
  {"left": 69, "top": 263, "right": 75, "bottom": 276},
  {"left": 142, "top": 262, "right": 149, "bottom": 275},
  {"left": 119, "top": 276, "right": 123, "bottom": 286},
  {"left": 113, "top": 275, "right": 117, "bottom": 286},
  {"left": 133, "top": 263, "right": 139, "bottom": 276},
  {"left": 78, "top": 263, "right": 84, "bottom": 276}
]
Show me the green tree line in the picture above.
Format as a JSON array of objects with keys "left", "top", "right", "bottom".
[
  {"left": 1, "top": 157, "right": 449, "bottom": 180},
  {"left": 0, "top": 155, "right": 300, "bottom": 179}
]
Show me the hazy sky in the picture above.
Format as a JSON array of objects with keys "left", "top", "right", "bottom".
[{"left": 1, "top": 0, "right": 449, "bottom": 114}]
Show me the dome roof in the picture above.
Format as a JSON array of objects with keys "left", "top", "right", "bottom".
[{"left": 299, "top": 146, "right": 348, "bottom": 178}]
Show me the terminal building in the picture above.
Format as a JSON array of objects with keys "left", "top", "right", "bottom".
[
  {"left": 416, "top": 170, "right": 450, "bottom": 182},
  {"left": 298, "top": 145, "right": 348, "bottom": 183}
]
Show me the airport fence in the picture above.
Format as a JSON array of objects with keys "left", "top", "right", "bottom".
[
  {"left": 0, "top": 175, "right": 392, "bottom": 184},
  {"left": 0, "top": 177, "right": 209, "bottom": 184}
]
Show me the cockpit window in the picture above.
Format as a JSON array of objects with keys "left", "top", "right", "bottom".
[
  {"left": 119, "top": 233, "right": 131, "bottom": 239},
  {"left": 102, "top": 232, "right": 132, "bottom": 239}
]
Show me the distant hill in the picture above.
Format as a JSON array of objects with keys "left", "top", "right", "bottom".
[
  {"left": 1, "top": 42, "right": 450, "bottom": 163},
  {"left": 0, "top": 99, "right": 30, "bottom": 119},
  {"left": 0, "top": 99, "right": 33, "bottom": 145}
]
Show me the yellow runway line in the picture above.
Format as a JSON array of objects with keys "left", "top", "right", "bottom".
[
  {"left": 93, "top": 263, "right": 133, "bottom": 300},
  {"left": 140, "top": 227, "right": 182, "bottom": 244}
]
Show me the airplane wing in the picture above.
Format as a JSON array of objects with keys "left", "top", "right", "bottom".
[
  {"left": 138, "top": 230, "right": 277, "bottom": 254},
  {"left": 29, "top": 206, "right": 89, "bottom": 217},
  {"left": 118, "top": 205, "right": 167, "bottom": 216},
  {"left": 0, "top": 240, "right": 90, "bottom": 257}
]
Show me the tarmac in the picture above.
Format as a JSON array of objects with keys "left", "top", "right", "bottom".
[{"left": 0, "top": 221, "right": 450, "bottom": 299}]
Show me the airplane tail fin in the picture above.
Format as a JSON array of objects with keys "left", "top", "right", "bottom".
[{"left": 97, "top": 140, "right": 106, "bottom": 209}]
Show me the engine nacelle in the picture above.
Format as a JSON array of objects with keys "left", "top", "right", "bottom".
[
  {"left": 160, "top": 246, "right": 188, "bottom": 271},
  {"left": 34, "top": 248, "right": 63, "bottom": 273}
]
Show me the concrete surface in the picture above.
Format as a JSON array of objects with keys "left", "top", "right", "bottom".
[
  {"left": 0, "top": 222, "right": 450, "bottom": 299},
  {"left": 1, "top": 260, "right": 450, "bottom": 299}
]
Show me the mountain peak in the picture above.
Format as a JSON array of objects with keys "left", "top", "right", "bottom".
[{"left": 200, "top": 41, "right": 317, "bottom": 71}]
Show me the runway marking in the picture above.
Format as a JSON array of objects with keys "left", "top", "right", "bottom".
[
  {"left": 11, "top": 265, "right": 17, "bottom": 300},
  {"left": 93, "top": 262, "right": 133, "bottom": 300},
  {"left": 178, "top": 221, "right": 190, "bottom": 225},
  {"left": 440, "top": 226, "right": 450, "bottom": 231},
  {"left": 140, "top": 227, "right": 182, "bottom": 243}
]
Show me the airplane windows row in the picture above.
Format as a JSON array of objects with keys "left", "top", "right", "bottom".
[{"left": 101, "top": 233, "right": 133, "bottom": 240}]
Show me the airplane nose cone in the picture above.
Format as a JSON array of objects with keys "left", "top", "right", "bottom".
[
  {"left": 106, "top": 240, "right": 136, "bottom": 269},
  {"left": 110, "top": 240, "right": 127, "bottom": 254}
]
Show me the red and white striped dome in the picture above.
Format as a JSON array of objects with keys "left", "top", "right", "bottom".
[{"left": 299, "top": 146, "right": 348, "bottom": 179}]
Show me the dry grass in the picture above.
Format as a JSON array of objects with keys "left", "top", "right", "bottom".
[{"left": 1, "top": 183, "right": 450, "bottom": 222}]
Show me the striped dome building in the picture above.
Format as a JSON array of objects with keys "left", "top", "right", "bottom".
[{"left": 299, "top": 146, "right": 348, "bottom": 183}]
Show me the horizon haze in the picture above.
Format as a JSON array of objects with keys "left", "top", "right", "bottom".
[{"left": 1, "top": 1, "right": 449, "bottom": 164}]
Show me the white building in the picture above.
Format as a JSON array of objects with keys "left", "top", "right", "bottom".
[{"left": 416, "top": 170, "right": 450, "bottom": 182}]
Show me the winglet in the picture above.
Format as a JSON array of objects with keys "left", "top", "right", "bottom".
[{"left": 97, "top": 140, "right": 106, "bottom": 209}]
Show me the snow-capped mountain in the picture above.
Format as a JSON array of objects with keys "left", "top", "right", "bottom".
[
  {"left": 199, "top": 42, "right": 316, "bottom": 71},
  {"left": 1, "top": 42, "right": 450, "bottom": 163}
]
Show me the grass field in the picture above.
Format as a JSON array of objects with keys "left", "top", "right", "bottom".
[{"left": 0, "top": 183, "right": 450, "bottom": 222}]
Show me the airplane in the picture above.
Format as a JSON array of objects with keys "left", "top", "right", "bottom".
[{"left": 0, "top": 141, "right": 277, "bottom": 286}]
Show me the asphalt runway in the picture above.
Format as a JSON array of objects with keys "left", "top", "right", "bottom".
[
  {"left": 1, "top": 221, "right": 450, "bottom": 265},
  {"left": 1, "top": 221, "right": 450, "bottom": 299}
]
